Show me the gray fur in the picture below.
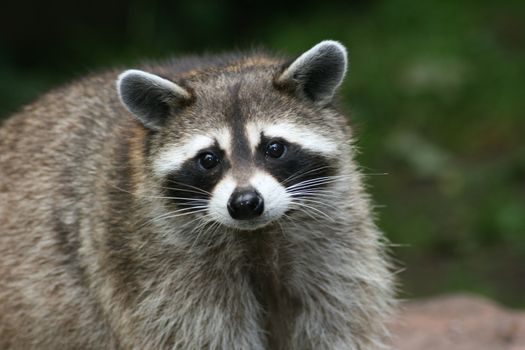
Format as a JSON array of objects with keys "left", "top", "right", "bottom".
[{"left": 0, "top": 41, "right": 395, "bottom": 349}]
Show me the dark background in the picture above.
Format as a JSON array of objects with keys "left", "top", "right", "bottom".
[{"left": 1, "top": 0, "right": 524, "bottom": 306}]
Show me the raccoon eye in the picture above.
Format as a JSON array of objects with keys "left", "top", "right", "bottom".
[
  {"left": 265, "top": 141, "right": 286, "bottom": 158},
  {"left": 198, "top": 152, "right": 220, "bottom": 170}
]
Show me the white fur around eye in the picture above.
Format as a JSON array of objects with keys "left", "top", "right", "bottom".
[
  {"left": 214, "top": 128, "right": 232, "bottom": 157},
  {"left": 153, "top": 135, "right": 214, "bottom": 176},
  {"left": 245, "top": 123, "right": 260, "bottom": 153},
  {"left": 246, "top": 122, "right": 338, "bottom": 155}
]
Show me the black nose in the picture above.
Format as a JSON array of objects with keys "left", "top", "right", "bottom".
[{"left": 227, "top": 188, "right": 264, "bottom": 220}]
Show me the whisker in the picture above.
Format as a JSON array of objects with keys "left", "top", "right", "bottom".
[
  {"left": 164, "top": 180, "right": 212, "bottom": 196},
  {"left": 286, "top": 174, "right": 351, "bottom": 189},
  {"left": 156, "top": 209, "right": 209, "bottom": 222},
  {"left": 290, "top": 201, "right": 334, "bottom": 222},
  {"left": 292, "top": 197, "right": 341, "bottom": 212},
  {"left": 137, "top": 207, "right": 208, "bottom": 229},
  {"left": 280, "top": 165, "right": 335, "bottom": 186},
  {"left": 157, "top": 186, "right": 211, "bottom": 197},
  {"left": 286, "top": 176, "right": 351, "bottom": 192},
  {"left": 204, "top": 221, "right": 224, "bottom": 248},
  {"left": 189, "top": 217, "right": 213, "bottom": 233},
  {"left": 189, "top": 218, "right": 217, "bottom": 251},
  {"left": 279, "top": 213, "right": 304, "bottom": 230},
  {"left": 275, "top": 219, "right": 288, "bottom": 240},
  {"left": 288, "top": 203, "right": 323, "bottom": 223},
  {"left": 287, "top": 174, "right": 352, "bottom": 188},
  {"left": 139, "top": 195, "right": 208, "bottom": 202},
  {"left": 288, "top": 189, "right": 341, "bottom": 197},
  {"left": 108, "top": 183, "right": 210, "bottom": 204},
  {"left": 109, "top": 183, "right": 135, "bottom": 196}
]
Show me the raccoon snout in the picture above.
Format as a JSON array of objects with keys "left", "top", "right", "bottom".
[{"left": 227, "top": 187, "right": 264, "bottom": 220}]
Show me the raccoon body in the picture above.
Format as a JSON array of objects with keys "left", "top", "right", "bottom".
[{"left": 0, "top": 41, "right": 394, "bottom": 349}]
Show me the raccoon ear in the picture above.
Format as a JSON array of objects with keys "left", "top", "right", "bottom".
[
  {"left": 117, "top": 69, "right": 192, "bottom": 130},
  {"left": 276, "top": 40, "right": 348, "bottom": 105}
]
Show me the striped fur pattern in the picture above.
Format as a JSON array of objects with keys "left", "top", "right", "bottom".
[{"left": 0, "top": 41, "right": 395, "bottom": 349}]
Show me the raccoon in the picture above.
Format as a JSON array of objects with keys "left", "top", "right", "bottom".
[{"left": 0, "top": 40, "right": 395, "bottom": 349}]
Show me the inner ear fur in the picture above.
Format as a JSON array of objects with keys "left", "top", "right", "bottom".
[
  {"left": 275, "top": 40, "right": 348, "bottom": 105},
  {"left": 116, "top": 69, "right": 192, "bottom": 130}
]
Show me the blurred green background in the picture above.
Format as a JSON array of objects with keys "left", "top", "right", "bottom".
[{"left": 1, "top": 0, "right": 524, "bottom": 306}]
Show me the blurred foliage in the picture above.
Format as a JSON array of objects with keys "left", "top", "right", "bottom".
[{"left": 1, "top": 0, "right": 524, "bottom": 306}]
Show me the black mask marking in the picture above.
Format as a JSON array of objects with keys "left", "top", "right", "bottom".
[
  {"left": 255, "top": 135, "right": 337, "bottom": 193},
  {"left": 163, "top": 144, "right": 229, "bottom": 208}
]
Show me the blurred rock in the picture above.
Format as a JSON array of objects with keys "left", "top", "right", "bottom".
[{"left": 390, "top": 294, "right": 525, "bottom": 350}]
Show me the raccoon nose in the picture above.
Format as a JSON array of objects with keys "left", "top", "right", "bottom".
[{"left": 227, "top": 187, "right": 264, "bottom": 220}]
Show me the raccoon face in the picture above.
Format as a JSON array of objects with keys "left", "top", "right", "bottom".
[{"left": 117, "top": 40, "right": 349, "bottom": 231}]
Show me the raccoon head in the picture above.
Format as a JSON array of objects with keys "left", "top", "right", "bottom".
[{"left": 117, "top": 40, "right": 350, "bottom": 232}]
